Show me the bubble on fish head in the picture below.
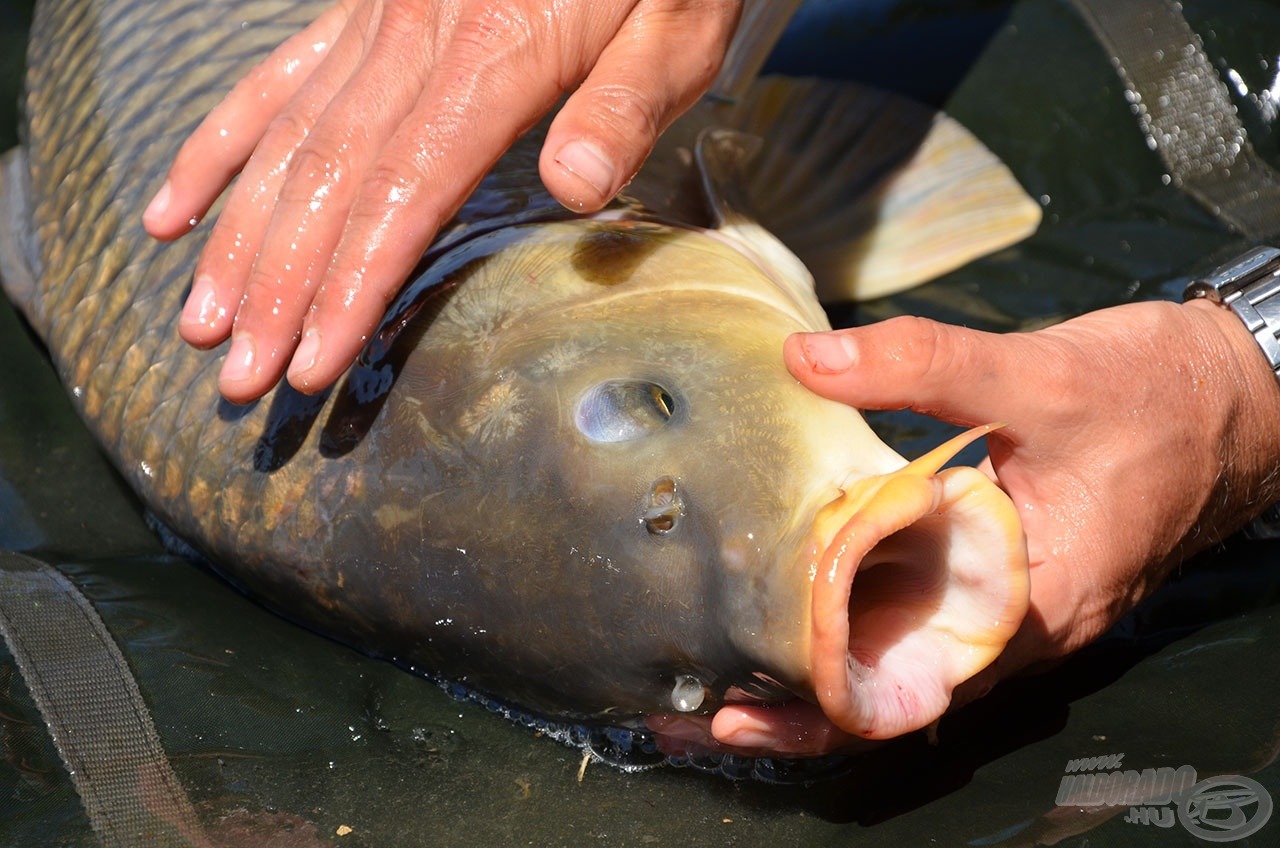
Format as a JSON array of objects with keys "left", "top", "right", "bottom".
[{"left": 670, "top": 675, "right": 706, "bottom": 712}]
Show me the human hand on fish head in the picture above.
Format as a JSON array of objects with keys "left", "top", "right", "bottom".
[
  {"left": 653, "top": 298, "right": 1280, "bottom": 757},
  {"left": 141, "top": 0, "right": 741, "bottom": 404}
]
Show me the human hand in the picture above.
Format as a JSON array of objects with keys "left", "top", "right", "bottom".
[
  {"left": 142, "top": 0, "right": 741, "bottom": 403},
  {"left": 653, "top": 298, "right": 1280, "bottom": 756}
]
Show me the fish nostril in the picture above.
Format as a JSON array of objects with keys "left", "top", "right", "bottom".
[{"left": 642, "top": 476, "right": 684, "bottom": 535}]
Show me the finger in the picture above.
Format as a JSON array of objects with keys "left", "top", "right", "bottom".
[
  {"left": 710, "top": 701, "right": 863, "bottom": 756},
  {"left": 218, "top": 1, "right": 442, "bottom": 401},
  {"left": 179, "top": 1, "right": 372, "bottom": 355},
  {"left": 646, "top": 703, "right": 864, "bottom": 759},
  {"left": 538, "top": 0, "right": 740, "bottom": 211},
  {"left": 783, "top": 317, "right": 1054, "bottom": 431},
  {"left": 142, "top": 0, "right": 356, "bottom": 240},
  {"left": 284, "top": 4, "right": 609, "bottom": 393},
  {"left": 645, "top": 714, "right": 717, "bottom": 752}
]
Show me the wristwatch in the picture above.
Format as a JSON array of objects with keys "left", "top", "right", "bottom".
[{"left": 1183, "top": 245, "right": 1280, "bottom": 381}]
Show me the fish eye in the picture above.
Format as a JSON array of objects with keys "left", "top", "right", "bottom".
[{"left": 575, "top": 380, "right": 679, "bottom": 443}]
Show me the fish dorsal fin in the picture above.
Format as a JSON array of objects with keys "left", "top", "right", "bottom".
[
  {"left": 718, "top": 77, "right": 1042, "bottom": 301},
  {"left": 707, "top": 0, "right": 805, "bottom": 104},
  {"left": 0, "top": 148, "right": 42, "bottom": 326},
  {"left": 695, "top": 129, "right": 830, "bottom": 329}
]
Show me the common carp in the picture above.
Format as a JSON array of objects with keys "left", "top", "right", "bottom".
[{"left": 0, "top": 0, "right": 1039, "bottom": 745}]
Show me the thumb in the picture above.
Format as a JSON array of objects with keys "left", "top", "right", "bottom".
[
  {"left": 538, "top": 2, "right": 739, "bottom": 211},
  {"left": 784, "top": 316, "right": 1035, "bottom": 428}
]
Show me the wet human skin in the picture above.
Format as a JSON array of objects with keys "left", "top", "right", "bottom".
[{"left": 142, "top": 0, "right": 744, "bottom": 404}]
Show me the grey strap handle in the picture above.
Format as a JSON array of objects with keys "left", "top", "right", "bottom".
[
  {"left": 1070, "top": 0, "right": 1280, "bottom": 239},
  {"left": 0, "top": 552, "right": 211, "bottom": 848}
]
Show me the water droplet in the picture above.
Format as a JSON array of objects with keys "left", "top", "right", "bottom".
[{"left": 670, "top": 674, "right": 705, "bottom": 712}]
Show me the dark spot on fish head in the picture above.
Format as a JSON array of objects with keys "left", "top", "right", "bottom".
[{"left": 569, "top": 223, "right": 670, "bottom": 286}]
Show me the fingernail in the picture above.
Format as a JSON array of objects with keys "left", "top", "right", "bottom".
[
  {"left": 221, "top": 334, "right": 255, "bottom": 384},
  {"left": 554, "top": 140, "right": 615, "bottom": 199},
  {"left": 181, "top": 275, "right": 220, "bottom": 328},
  {"left": 802, "top": 333, "right": 858, "bottom": 374},
  {"left": 143, "top": 180, "right": 170, "bottom": 226},
  {"left": 289, "top": 327, "right": 320, "bottom": 382},
  {"left": 715, "top": 714, "right": 776, "bottom": 750}
]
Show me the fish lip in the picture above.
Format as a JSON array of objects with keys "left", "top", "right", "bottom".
[{"left": 803, "top": 426, "right": 1030, "bottom": 740}]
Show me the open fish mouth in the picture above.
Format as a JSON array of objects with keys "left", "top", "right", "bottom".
[{"left": 806, "top": 425, "right": 1030, "bottom": 739}]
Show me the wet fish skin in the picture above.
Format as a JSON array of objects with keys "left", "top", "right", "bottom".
[{"left": 5, "top": 0, "right": 1032, "bottom": 732}]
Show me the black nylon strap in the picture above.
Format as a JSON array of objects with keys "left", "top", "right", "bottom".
[
  {"left": 0, "top": 552, "right": 211, "bottom": 848},
  {"left": 1070, "top": 0, "right": 1280, "bottom": 239}
]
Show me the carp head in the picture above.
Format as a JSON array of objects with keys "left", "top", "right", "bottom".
[
  {"left": 384, "top": 211, "right": 1029, "bottom": 746},
  {"left": 563, "top": 226, "right": 1028, "bottom": 742}
]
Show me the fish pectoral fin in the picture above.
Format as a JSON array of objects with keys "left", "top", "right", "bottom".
[
  {"left": 808, "top": 427, "right": 1029, "bottom": 740},
  {"left": 693, "top": 129, "right": 819, "bottom": 315},
  {"left": 721, "top": 77, "right": 1043, "bottom": 302}
]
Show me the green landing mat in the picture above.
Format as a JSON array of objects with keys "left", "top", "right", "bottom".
[{"left": 1, "top": 0, "right": 1279, "bottom": 845}]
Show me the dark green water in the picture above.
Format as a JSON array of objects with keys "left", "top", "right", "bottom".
[{"left": 2, "top": 1, "right": 1279, "bottom": 846}]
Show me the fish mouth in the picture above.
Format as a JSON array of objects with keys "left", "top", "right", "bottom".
[{"left": 806, "top": 425, "right": 1029, "bottom": 740}]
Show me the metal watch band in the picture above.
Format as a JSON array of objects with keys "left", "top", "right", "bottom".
[{"left": 1183, "top": 245, "right": 1280, "bottom": 379}]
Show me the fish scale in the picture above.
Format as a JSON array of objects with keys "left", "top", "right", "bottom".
[
  {"left": 20, "top": 0, "right": 357, "bottom": 608},
  {"left": 22, "top": 0, "right": 314, "bottom": 450}
]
